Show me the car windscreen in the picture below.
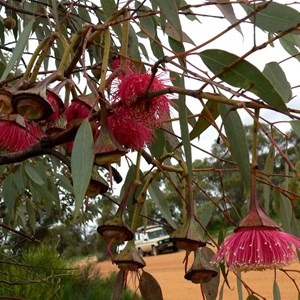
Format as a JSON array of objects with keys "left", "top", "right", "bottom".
[{"left": 147, "top": 229, "right": 166, "bottom": 239}]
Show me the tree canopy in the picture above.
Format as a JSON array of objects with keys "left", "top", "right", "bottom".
[{"left": 1, "top": 0, "right": 300, "bottom": 299}]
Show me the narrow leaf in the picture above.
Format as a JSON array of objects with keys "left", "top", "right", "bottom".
[
  {"left": 26, "top": 199, "right": 36, "bottom": 232},
  {"left": 1, "top": 18, "right": 34, "bottom": 81},
  {"left": 55, "top": 173, "right": 74, "bottom": 193},
  {"left": 219, "top": 103, "right": 250, "bottom": 191},
  {"left": 210, "top": 0, "right": 243, "bottom": 35},
  {"left": 273, "top": 279, "right": 281, "bottom": 300},
  {"left": 25, "top": 163, "right": 45, "bottom": 186},
  {"left": 148, "top": 181, "right": 177, "bottom": 229},
  {"left": 200, "top": 49, "right": 287, "bottom": 112},
  {"left": 189, "top": 100, "right": 219, "bottom": 142},
  {"left": 139, "top": 271, "right": 163, "bottom": 300},
  {"left": 3, "top": 174, "right": 18, "bottom": 215},
  {"left": 242, "top": 2, "right": 300, "bottom": 33},
  {"left": 279, "top": 34, "right": 300, "bottom": 64},
  {"left": 274, "top": 189, "right": 292, "bottom": 233},
  {"left": 153, "top": 0, "right": 182, "bottom": 41},
  {"left": 165, "top": 22, "right": 194, "bottom": 45},
  {"left": 262, "top": 145, "right": 275, "bottom": 214},
  {"left": 263, "top": 62, "right": 292, "bottom": 103},
  {"left": 71, "top": 119, "right": 94, "bottom": 218},
  {"left": 177, "top": 76, "right": 193, "bottom": 175},
  {"left": 290, "top": 120, "right": 300, "bottom": 139}
]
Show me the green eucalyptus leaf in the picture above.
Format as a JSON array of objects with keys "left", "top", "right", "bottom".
[
  {"left": 1, "top": 17, "right": 34, "bottom": 81},
  {"left": 189, "top": 100, "right": 219, "bottom": 142},
  {"left": 165, "top": 22, "right": 194, "bottom": 45},
  {"left": 138, "top": 6, "right": 156, "bottom": 38},
  {"left": 211, "top": 0, "right": 242, "bottom": 35},
  {"left": 38, "top": 182, "right": 59, "bottom": 218},
  {"left": 153, "top": 0, "right": 182, "bottom": 41},
  {"left": 128, "top": 24, "right": 142, "bottom": 61},
  {"left": 263, "top": 62, "right": 292, "bottom": 103},
  {"left": 71, "top": 119, "right": 94, "bottom": 218},
  {"left": 200, "top": 49, "right": 287, "bottom": 112},
  {"left": 100, "top": 0, "right": 116, "bottom": 17},
  {"left": 168, "top": 37, "right": 185, "bottom": 66},
  {"left": 13, "top": 165, "right": 27, "bottom": 194},
  {"left": 148, "top": 180, "right": 177, "bottom": 229},
  {"left": 290, "top": 120, "right": 300, "bottom": 139},
  {"left": 262, "top": 145, "right": 275, "bottom": 214},
  {"left": 78, "top": 6, "right": 91, "bottom": 23},
  {"left": 242, "top": 2, "right": 300, "bottom": 33},
  {"left": 149, "top": 128, "right": 166, "bottom": 159},
  {"left": 176, "top": 76, "right": 193, "bottom": 175},
  {"left": 26, "top": 199, "right": 36, "bottom": 232},
  {"left": 24, "top": 162, "right": 45, "bottom": 186},
  {"left": 197, "top": 202, "right": 214, "bottom": 229},
  {"left": 219, "top": 103, "right": 250, "bottom": 191},
  {"left": 279, "top": 34, "right": 300, "bottom": 63},
  {"left": 3, "top": 173, "right": 18, "bottom": 215},
  {"left": 274, "top": 189, "right": 292, "bottom": 233},
  {"left": 273, "top": 279, "right": 281, "bottom": 300},
  {"left": 55, "top": 173, "right": 74, "bottom": 193}
]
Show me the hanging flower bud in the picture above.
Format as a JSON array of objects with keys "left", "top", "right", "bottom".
[
  {"left": 44, "top": 89, "right": 64, "bottom": 124},
  {"left": 0, "top": 81, "right": 25, "bottom": 115},
  {"left": 0, "top": 88, "right": 14, "bottom": 114},
  {"left": 185, "top": 248, "right": 218, "bottom": 284},
  {"left": 171, "top": 215, "right": 206, "bottom": 251},
  {"left": 97, "top": 217, "right": 134, "bottom": 247},
  {"left": 12, "top": 85, "right": 54, "bottom": 121},
  {"left": 114, "top": 239, "right": 146, "bottom": 271},
  {"left": 93, "top": 122, "right": 127, "bottom": 166},
  {"left": 65, "top": 94, "right": 98, "bottom": 123},
  {"left": 86, "top": 167, "right": 109, "bottom": 197}
]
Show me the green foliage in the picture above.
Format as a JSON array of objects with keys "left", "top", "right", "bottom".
[
  {"left": 59, "top": 266, "right": 140, "bottom": 300},
  {"left": 0, "top": 244, "right": 68, "bottom": 299},
  {"left": 1, "top": 1, "right": 300, "bottom": 298},
  {"left": 0, "top": 244, "right": 138, "bottom": 300}
]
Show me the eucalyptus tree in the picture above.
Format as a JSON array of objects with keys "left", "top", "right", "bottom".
[{"left": 1, "top": 1, "right": 300, "bottom": 299}]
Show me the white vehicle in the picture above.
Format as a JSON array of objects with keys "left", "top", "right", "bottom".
[
  {"left": 116, "top": 225, "right": 177, "bottom": 256},
  {"left": 135, "top": 225, "right": 176, "bottom": 256}
]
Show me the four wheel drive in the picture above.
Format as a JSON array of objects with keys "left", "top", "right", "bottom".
[
  {"left": 135, "top": 225, "right": 177, "bottom": 256},
  {"left": 116, "top": 225, "right": 177, "bottom": 256}
]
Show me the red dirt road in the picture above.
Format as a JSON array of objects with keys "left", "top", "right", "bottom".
[{"left": 96, "top": 251, "right": 300, "bottom": 299}]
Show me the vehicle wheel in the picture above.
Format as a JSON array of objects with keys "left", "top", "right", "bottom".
[
  {"left": 138, "top": 248, "right": 144, "bottom": 257},
  {"left": 151, "top": 246, "right": 158, "bottom": 256}
]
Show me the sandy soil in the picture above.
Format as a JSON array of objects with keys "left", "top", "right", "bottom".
[{"left": 94, "top": 251, "right": 300, "bottom": 300}]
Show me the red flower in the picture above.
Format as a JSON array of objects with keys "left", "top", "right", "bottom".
[
  {"left": 65, "top": 100, "right": 91, "bottom": 122},
  {"left": 107, "top": 105, "right": 154, "bottom": 150},
  {"left": 212, "top": 169, "right": 300, "bottom": 271},
  {"left": 45, "top": 89, "right": 64, "bottom": 123},
  {"left": 110, "top": 57, "right": 132, "bottom": 71},
  {"left": 108, "top": 70, "right": 172, "bottom": 149},
  {"left": 0, "top": 120, "right": 45, "bottom": 152},
  {"left": 115, "top": 71, "right": 169, "bottom": 107},
  {"left": 212, "top": 226, "right": 300, "bottom": 271}
]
